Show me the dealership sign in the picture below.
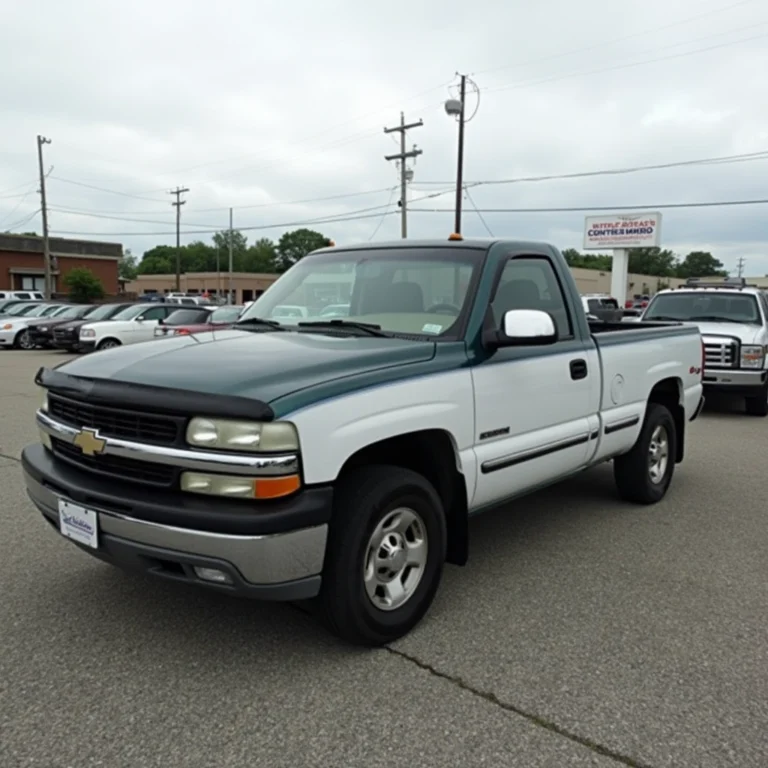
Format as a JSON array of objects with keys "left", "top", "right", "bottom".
[{"left": 583, "top": 212, "right": 662, "bottom": 250}]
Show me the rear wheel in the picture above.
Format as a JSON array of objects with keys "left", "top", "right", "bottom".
[
  {"left": 320, "top": 464, "right": 447, "bottom": 646},
  {"left": 744, "top": 382, "right": 768, "bottom": 417},
  {"left": 613, "top": 402, "right": 677, "bottom": 504}
]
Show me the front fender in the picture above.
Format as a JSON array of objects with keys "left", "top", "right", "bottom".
[{"left": 288, "top": 369, "right": 476, "bottom": 486}]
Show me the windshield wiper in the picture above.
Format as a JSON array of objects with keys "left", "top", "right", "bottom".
[
  {"left": 298, "top": 319, "right": 390, "bottom": 337},
  {"left": 689, "top": 315, "right": 747, "bottom": 323},
  {"left": 233, "top": 317, "right": 286, "bottom": 331}
]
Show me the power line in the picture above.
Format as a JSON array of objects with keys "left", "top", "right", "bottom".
[
  {"left": 463, "top": 187, "right": 493, "bottom": 236},
  {"left": 48, "top": 176, "right": 171, "bottom": 203},
  {"left": 3, "top": 208, "right": 41, "bottom": 232},
  {"left": 384, "top": 112, "right": 424, "bottom": 238},
  {"left": 48, "top": 186, "right": 397, "bottom": 216},
  {"left": 49, "top": 209, "right": 403, "bottom": 238},
  {"left": 484, "top": 29, "right": 768, "bottom": 97},
  {"left": 48, "top": 194, "right": 768, "bottom": 240},
  {"left": 412, "top": 149, "right": 768, "bottom": 187},
  {"left": 367, "top": 187, "right": 399, "bottom": 241},
  {"left": 410, "top": 198, "right": 768, "bottom": 214},
  {"left": 475, "top": 0, "right": 760, "bottom": 77},
  {"left": 0, "top": 179, "right": 39, "bottom": 198}
]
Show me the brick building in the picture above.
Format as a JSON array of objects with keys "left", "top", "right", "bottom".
[{"left": 0, "top": 234, "right": 122, "bottom": 296}]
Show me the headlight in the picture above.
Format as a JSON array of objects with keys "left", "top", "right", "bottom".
[
  {"left": 180, "top": 471, "right": 301, "bottom": 499},
  {"left": 186, "top": 417, "right": 299, "bottom": 452},
  {"left": 740, "top": 345, "right": 765, "bottom": 369},
  {"left": 80, "top": 328, "right": 95, "bottom": 338},
  {"left": 39, "top": 326, "right": 48, "bottom": 332}
]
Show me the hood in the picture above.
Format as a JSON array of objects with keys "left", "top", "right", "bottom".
[
  {"left": 54, "top": 318, "right": 91, "bottom": 331},
  {"left": 681, "top": 320, "right": 763, "bottom": 344},
  {"left": 27, "top": 317, "right": 76, "bottom": 330},
  {"left": 56, "top": 329, "right": 439, "bottom": 405}
]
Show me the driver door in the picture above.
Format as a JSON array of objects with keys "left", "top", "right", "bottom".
[
  {"left": 131, "top": 305, "right": 170, "bottom": 343},
  {"left": 471, "top": 253, "right": 601, "bottom": 509}
]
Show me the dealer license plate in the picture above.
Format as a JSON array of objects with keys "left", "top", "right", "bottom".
[{"left": 58, "top": 499, "right": 99, "bottom": 549}]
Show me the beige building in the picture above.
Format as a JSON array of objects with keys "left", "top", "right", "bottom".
[
  {"left": 125, "top": 266, "right": 695, "bottom": 306},
  {"left": 124, "top": 272, "right": 279, "bottom": 304}
]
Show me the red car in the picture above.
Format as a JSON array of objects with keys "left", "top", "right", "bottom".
[{"left": 153, "top": 305, "right": 244, "bottom": 338}]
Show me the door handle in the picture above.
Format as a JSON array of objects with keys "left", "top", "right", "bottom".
[{"left": 570, "top": 358, "right": 588, "bottom": 380}]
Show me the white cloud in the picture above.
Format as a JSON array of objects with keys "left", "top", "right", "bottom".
[{"left": 1, "top": 0, "right": 767, "bottom": 274}]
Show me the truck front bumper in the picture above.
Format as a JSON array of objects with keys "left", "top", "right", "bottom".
[
  {"left": 702, "top": 368, "right": 768, "bottom": 397},
  {"left": 22, "top": 443, "right": 330, "bottom": 600}
]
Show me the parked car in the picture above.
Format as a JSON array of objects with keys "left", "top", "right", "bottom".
[
  {"left": 27, "top": 237, "right": 704, "bottom": 646},
  {"left": 0, "top": 298, "right": 43, "bottom": 315},
  {"left": 0, "top": 300, "right": 46, "bottom": 319},
  {"left": 26, "top": 305, "right": 101, "bottom": 349},
  {"left": 0, "top": 304, "right": 69, "bottom": 349},
  {"left": 580, "top": 294, "right": 623, "bottom": 323},
  {"left": 52, "top": 303, "right": 136, "bottom": 352},
  {"left": 641, "top": 276, "right": 768, "bottom": 415},
  {"left": 77, "top": 303, "right": 180, "bottom": 352},
  {"left": 154, "top": 305, "right": 244, "bottom": 338},
  {"left": 318, "top": 303, "right": 350, "bottom": 318},
  {"left": 0, "top": 290, "right": 44, "bottom": 302}
]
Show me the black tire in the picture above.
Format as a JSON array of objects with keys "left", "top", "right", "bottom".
[
  {"left": 320, "top": 464, "right": 447, "bottom": 647},
  {"left": 14, "top": 329, "right": 35, "bottom": 350},
  {"left": 744, "top": 382, "right": 768, "bottom": 417},
  {"left": 613, "top": 402, "right": 677, "bottom": 505},
  {"left": 97, "top": 338, "right": 121, "bottom": 351}
]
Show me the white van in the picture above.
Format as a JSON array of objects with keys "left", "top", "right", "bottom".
[{"left": 0, "top": 290, "right": 44, "bottom": 301}]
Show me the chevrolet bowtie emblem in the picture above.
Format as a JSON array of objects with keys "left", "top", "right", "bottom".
[{"left": 73, "top": 428, "right": 107, "bottom": 457}]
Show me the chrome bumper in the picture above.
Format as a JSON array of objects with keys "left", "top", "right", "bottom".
[
  {"left": 702, "top": 369, "right": 767, "bottom": 387},
  {"left": 24, "top": 464, "right": 327, "bottom": 598}
]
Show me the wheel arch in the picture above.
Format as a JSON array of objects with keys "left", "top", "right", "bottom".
[
  {"left": 647, "top": 376, "right": 685, "bottom": 462},
  {"left": 337, "top": 428, "right": 470, "bottom": 566}
]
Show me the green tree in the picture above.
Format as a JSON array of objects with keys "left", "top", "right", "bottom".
[
  {"left": 675, "top": 251, "right": 727, "bottom": 278},
  {"left": 212, "top": 229, "right": 248, "bottom": 258},
  {"left": 561, "top": 248, "right": 613, "bottom": 271},
  {"left": 64, "top": 268, "right": 105, "bottom": 302},
  {"left": 241, "top": 238, "right": 278, "bottom": 272},
  {"left": 138, "top": 245, "right": 176, "bottom": 274},
  {"left": 627, "top": 248, "right": 678, "bottom": 277},
  {"left": 275, "top": 228, "right": 332, "bottom": 272},
  {"left": 118, "top": 248, "right": 138, "bottom": 280}
]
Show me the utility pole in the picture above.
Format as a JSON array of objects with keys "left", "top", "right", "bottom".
[
  {"left": 454, "top": 74, "right": 467, "bottom": 236},
  {"left": 384, "top": 112, "right": 423, "bottom": 238},
  {"left": 736, "top": 256, "right": 746, "bottom": 278},
  {"left": 216, "top": 245, "right": 221, "bottom": 301},
  {"left": 169, "top": 186, "right": 189, "bottom": 291},
  {"left": 228, "top": 207, "right": 234, "bottom": 304},
  {"left": 36, "top": 135, "right": 52, "bottom": 299}
]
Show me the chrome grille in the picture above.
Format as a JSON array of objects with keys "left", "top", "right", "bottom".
[{"left": 704, "top": 341, "right": 736, "bottom": 369}]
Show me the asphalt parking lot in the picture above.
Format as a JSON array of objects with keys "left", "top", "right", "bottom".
[{"left": 1, "top": 349, "right": 767, "bottom": 768}]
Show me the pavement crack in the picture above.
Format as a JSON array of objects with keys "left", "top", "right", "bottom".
[
  {"left": 0, "top": 452, "right": 20, "bottom": 464},
  {"left": 384, "top": 646, "right": 655, "bottom": 768}
]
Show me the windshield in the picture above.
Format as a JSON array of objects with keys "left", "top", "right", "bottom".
[
  {"left": 238, "top": 246, "right": 484, "bottom": 337},
  {"left": 85, "top": 303, "right": 123, "bottom": 321},
  {"left": 644, "top": 292, "right": 762, "bottom": 324},
  {"left": 6, "top": 303, "right": 41, "bottom": 316},
  {"left": 54, "top": 305, "right": 88, "bottom": 320},
  {"left": 210, "top": 306, "right": 242, "bottom": 323},
  {"left": 110, "top": 304, "right": 146, "bottom": 321},
  {"left": 49, "top": 306, "right": 71, "bottom": 317},
  {"left": 165, "top": 308, "right": 211, "bottom": 325}
]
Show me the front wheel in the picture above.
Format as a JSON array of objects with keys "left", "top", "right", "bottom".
[
  {"left": 97, "top": 338, "right": 121, "bottom": 351},
  {"left": 14, "top": 330, "right": 35, "bottom": 350},
  {"left": 320, "top": 465, "right": 447, "bottom": 646},
  {"left": 744, "top": 382, "right": 768, "bottom": 417},
  {"left": 613, "top": 402, "right": 677, "bottom": 504}
]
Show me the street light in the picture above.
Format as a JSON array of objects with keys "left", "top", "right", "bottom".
[{"left": 445, "top": 74, "right": 480, "bottom": 237}]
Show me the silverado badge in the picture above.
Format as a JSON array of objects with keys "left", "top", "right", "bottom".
[{"left": 73, "top": 428, "right": 107, "bottom": 457}]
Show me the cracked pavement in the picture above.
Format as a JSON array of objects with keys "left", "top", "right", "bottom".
[{"left": 2, "top": 349, "right": 767, "bottom": 768}]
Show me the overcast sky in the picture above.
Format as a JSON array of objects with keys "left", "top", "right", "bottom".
[{"left": 2, "top": 0, "right": 767, "bottom": 274}]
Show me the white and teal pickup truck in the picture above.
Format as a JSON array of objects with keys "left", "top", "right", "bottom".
[{"left": 24, "top": 237, "right": 704, "bottom": 646}]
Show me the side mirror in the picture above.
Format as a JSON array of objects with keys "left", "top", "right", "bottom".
[{"left": 483, "top": 309, "right": 558, "bottom": 350}]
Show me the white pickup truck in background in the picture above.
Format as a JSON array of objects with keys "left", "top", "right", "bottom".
[
  {"left": 26, "top": 236, "right": 705, "bottom": 646},
  {"left": 642, "top": 277, "right": 768, "bottom": 416}
]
